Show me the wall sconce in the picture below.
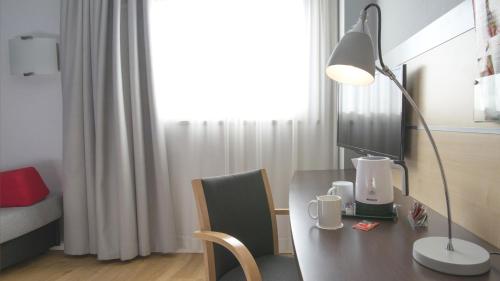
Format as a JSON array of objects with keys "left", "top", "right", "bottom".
[{"left": 9, "top": 35, "right": 59, "bottom": 76}]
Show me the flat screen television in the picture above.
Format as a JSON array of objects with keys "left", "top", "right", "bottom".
[{"left": 337, "top": 64, "right": 407, "bottom": 160}]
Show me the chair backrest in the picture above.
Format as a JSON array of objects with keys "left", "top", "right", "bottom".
[{"left": 192, "top": 169, "right": 278, "bottom": 280}]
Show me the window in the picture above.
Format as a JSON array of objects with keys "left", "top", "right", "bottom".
[{"left": 150, "top": 0, "right": 309, "bottom": 121}]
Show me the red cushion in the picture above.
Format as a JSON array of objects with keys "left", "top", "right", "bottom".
[{"left": 0, "top": 167, "right": 49, "bottom": 207}]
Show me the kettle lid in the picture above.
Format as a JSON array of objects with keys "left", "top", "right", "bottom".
[{"left": 360, "top": 156, "right": 390, "bottom": 161}]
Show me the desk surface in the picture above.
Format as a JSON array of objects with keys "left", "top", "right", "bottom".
[{"left": 289, "top": 170, "right": 500, "bottom": 281}]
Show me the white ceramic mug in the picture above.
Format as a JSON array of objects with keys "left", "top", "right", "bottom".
[
  {"left": 327, "top": 181, "right": 354, "bottom": 209},
  {"left": 308, "top": 195, "right": 343, "bottom": 230}
]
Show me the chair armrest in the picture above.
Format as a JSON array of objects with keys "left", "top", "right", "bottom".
[
  {"left": 194, "top": 230, "right": 262, "bottom": 281},
  {"left": 275, "top": 208, "right": 289, "bottom": 215}
]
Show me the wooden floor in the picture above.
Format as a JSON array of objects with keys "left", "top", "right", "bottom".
[{"left": 0, "top": 251, "right": 204, "bottom": 281}]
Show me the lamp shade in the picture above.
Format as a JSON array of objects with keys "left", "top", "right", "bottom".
[{"left": 326, "top": 31, "right": 375, "bottom": 85}]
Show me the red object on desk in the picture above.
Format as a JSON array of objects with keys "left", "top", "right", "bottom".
[{"left": 352, "top": 220, "right": 380, "bottom": 231}]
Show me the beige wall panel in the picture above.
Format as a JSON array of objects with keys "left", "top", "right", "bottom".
[
  {"left": 386, "top": 26, "right": 500, "bottom": 248},
  {"left": 393, "top": 130, "right": 500, "bottom": 248},
  {"left": 403, "top": 29, "right": 499, "bottom": 128}
]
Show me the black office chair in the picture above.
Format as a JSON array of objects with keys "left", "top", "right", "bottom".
[{"left": 192, "top": 169, "right": 300, "bottom": 281}]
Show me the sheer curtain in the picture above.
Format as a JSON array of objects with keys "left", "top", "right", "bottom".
[{"left": 149, "top": 0, "right": 338, "bottom": 251}]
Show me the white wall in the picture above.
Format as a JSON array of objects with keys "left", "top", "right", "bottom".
[
  {"left": 344, "top": 0, "right": 377, "bottom": 33},
  {"left": 377, "top": 0, "right": 463, "bottom": 53},
  {"left": 343, "top": 0, "right": 464, "bottom": 57},
  {"left": 0, "top": 0, "right": 62, "bottom": 192}
]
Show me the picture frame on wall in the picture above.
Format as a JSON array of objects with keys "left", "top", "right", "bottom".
[{"left": 473, "top": 0, "right": 500, "bottom": 121}]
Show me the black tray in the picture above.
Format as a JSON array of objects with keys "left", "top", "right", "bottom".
[{"left": 341, "top": 204, "right": 399, "bottom": 221}]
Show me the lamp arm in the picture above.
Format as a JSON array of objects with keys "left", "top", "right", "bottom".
[
  {"left": 377, "top": 66, "right": 454, "bottom": 251},
  {"left": 363, "top": 4, "right": 386, "bottom": 69}
]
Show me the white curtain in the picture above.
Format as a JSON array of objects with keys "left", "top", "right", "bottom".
[
  {"left": 150, "top": 0, "right": 338, "bottom": 252},
  {"left": 60, "top": 0, "right": 177, "bottom": 260}
]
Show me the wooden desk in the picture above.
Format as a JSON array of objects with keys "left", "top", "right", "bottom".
[{"left": 289, "top": 170, "right": 500, "bottom": 281}]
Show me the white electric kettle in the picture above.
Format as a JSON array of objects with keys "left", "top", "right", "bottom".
[{"left": 351, "top": 156, "right": 408, "bottom": 217}]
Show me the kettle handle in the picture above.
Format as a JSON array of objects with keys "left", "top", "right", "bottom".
[{"left": 392, "top": 160, "right": 409, "bottom": 196}]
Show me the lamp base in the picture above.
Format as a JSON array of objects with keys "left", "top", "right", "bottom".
[{"left": 413, "top": 237, "right": 490, "bottom": 276}]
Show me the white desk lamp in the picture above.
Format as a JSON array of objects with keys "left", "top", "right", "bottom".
[{"left": 327, "top": 4, "right": 491, "bottom": 276}]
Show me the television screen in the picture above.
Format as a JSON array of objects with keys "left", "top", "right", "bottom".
[{"left": 337, "top": 65, "right": 406, "bottom": 160}]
